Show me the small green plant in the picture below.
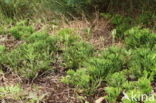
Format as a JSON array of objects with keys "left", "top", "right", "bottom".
[
  {"left": 57, "top": 28, "right": 81, "bottom": 46},
  {"left": 106, "top": 71, "right": 127, "bottom": 87},
  {"left": 137, "top": 76, "right": 153, "bottom": 94},
  {"left": 1, "top": 31, "right": 59, "bottom": 79},
  {"left": 62, "top": 46, "right": 128, "bottom": 94},
  {"left": 62, "top": 69, "right": 91, "bottom": 89},
  {"left": 55, "top": 28, "right": 94, "bottom": 69},
  {"left": 124, "top": 27, "right": 156, "bottom": 48},
  {"left": 63, "top": 41, "right": 94, "bottom": 69},
  {"left": 108, "top": 14, "right": 133, "bottom": 39},
  {"left": 104, "top": 87, "right": 122, "bottom": 103},
  {"left": 87, "top": 46, "right": 128, "bottom": 78},
  {"left": 2, "top": 43, "right": 53, "bottom": 78},
  {"left": 127, "top": 48, "right": 156, "bottom": 78},
  {"left": 0, "top": 84, "right": 23, "bottom": 100},
  {"left": 27, "top": 31, "right": 49, "bottom": 42},
  {"left": 105, "top": 71, "right": 153, "bottom": 102},
  {"left": 0, "top": 45, "right": 5, "bottom": 53},
  {"left": 9, "top": 20, "right": 35, "bottom": 40},
  {"left": 0, "top": 84, "right": 47, "bottom": 103}
]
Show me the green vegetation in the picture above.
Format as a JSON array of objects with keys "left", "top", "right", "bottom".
[
  {"left": 0, "top": 84, "right": 46, "bottom": 103},
  {"left": 0, "top": 0, "right": 156, "bottom": 103},
  {"left": 0, "top": 85, "right": 23, "bottom": 100}
]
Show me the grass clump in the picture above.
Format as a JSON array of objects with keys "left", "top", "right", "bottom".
[
  {"left": 56, "top": 28, "right": 94, "bottom": 69},
  {"left": 62, "top": 46, "right": 128, "bottom": 93},
  {"left": 9, "top": 20, "right": 35, "bottom": 40},
  {"left": 63, "top": 41, "right": 94, "bottom": 69},
  {"left": 57, "top": 28, "right": 81, "bottom": 46},
  {"left": 124, "top": 27, "right": 156, "bottom": 48},
  {"left": 127, "top": 48, "right": 156, "bottom": 78},
  {"left": 1, "top": 29, "right": 58, "bottom": 79}
]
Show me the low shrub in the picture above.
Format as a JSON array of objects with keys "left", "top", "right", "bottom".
[
  {"left": 57, "top": 28, "right": 81, "bottom": 46},
  {"left": 104, "top": 87, "right": 122, "bottom": 103},
  {"left": 2, "top": 43, "right": 53, "bottom": 78},
  {"left": 62, "top": 69, "right": 91, "bottom": 89},
  {"left": 87, "top": 46, "right": 128, "bottom": 78},
  {"left": 63, "top": 41, "right": 94, "bottom": 69},
  {"left": 1, "top": 30, "right": 59, "bottom": 79},
  {"left": 105, "top": 71, "right": 153, "bottom": 102},
  {"left": 127, "top": 48, "right": 156, "bottom": 79},
  {"left": 106, "top": 71, "right": 127, "bottom": 87},
  {"left": 62, "top": 46, "right": 129, "bottom": 93},
  {"left": 9, "top": 21, "right": 35, "bottom": 40},
  {"left": 125, "top": 27, "right": 156, "bottom": 48},
  {"left": 55, "top": 28, "right": 94, "bottom": 69}
]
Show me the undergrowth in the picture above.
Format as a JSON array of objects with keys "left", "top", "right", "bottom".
[
  {"left": 0, "top": 7, "right": 156, "bottom": 103},
  {"left": 61, "top": 15, "right": 156, "bottom": 102}
]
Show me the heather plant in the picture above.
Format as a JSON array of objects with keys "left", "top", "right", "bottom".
[
  {"left": 0, "top": 27, "right": 6, "bottom": 35},
  {"left": 87, "top": 46, "right": 129, "bottom": 78},
  {"left": 106, "top": 71, "right": 127, "bottom": 87},
  {"left": 102, "top": 13, "right": 156, "bottom": 41},
  {"left": 104, "top": 14, "right": 134, "bottom": 39},
  {"left": 27, "top": 31, "right": 49, "bottom": 42}
]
